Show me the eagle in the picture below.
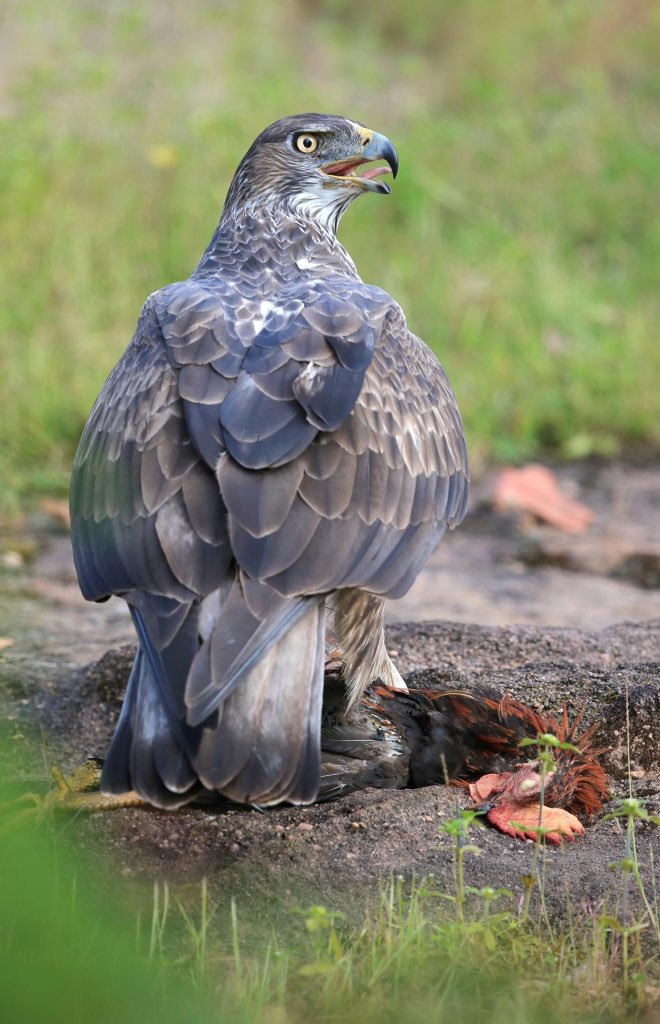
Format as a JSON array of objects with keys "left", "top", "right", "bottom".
[{"left": 70, "top": 114, "right": 469, "bottom": 809}]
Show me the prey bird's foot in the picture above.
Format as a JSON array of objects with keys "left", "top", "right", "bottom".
[
  {"left": 1, "top": 759, "right": 148, "bottom": 826},
  {"left": 484, "top": 802, "right": 584, "bottom": 846},
  {"left": 468, "top": 767, "right": 585, "bottom": 845}
]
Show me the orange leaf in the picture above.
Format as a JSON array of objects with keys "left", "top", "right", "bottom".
[
  {"left": 492, "top": 464, "right": 594, "bottom": 534},
  {"left": 40, "top": 498, "right": 71, "bottom": 529}
]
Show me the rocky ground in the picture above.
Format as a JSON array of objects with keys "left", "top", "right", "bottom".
[{"left": 0, "top": 459, "right": 659, "bottom": 931}]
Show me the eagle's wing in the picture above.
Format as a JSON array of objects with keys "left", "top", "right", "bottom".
[
  {"left": 70, "top": 297, "right": 231, "bottom": 605},
  {"left": 158, "top": 275, "right": 467, "bottom": 724},
  {"left": 212, "top": 292, "right": 469, "bottom": 603}
]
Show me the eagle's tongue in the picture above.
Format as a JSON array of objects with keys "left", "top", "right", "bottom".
[
  {"left": 360, "top": 165, "right": 391, "bottom": 180},
  {"left": 323, "top": 160, "right": 391, "bottom": 179}
]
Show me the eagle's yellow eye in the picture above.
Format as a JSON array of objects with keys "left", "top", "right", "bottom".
[{"left": 295, "top": 134, "right": 319, "bottom": 154}]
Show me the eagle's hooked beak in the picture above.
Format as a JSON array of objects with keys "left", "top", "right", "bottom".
[{"left": 321, "top": 129, "right": 399, "bottom": 195}]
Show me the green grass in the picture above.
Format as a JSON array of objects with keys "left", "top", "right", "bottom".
[
  {"left": 1, "top": 718, "right": 658, "bottom": 1021},
  {"left": 0, "top": 0, "right": 659, "bottom": 513},
  {"left": 2, "top": 779, "right": 659, "bottom": 1024}
]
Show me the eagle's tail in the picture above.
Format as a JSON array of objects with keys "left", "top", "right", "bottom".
[
  {"left": 192, "top": 597, "right": 325, "bottom": 805},
  {"left": 101, "top": 645, "right": 201, "bottom": 808},
  {"left": 101, "top": 587, "right": 325, "bottom": 808},
  {"left": 101, "top": 598, "right": 202, "bottom": 807}
]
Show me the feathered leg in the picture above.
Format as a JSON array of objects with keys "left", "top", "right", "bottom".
[{"left": 332, "top": 588, "right": 407, "bottom": 711}]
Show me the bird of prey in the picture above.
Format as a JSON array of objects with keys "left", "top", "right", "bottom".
[{"left": 70, "top": 113, "right": 469, "bottom": 809}]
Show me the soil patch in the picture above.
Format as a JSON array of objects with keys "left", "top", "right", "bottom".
[
  {"left": 1, "top": 459, "right": 659, "bottom": 932},
  {"left": 5, "top": 621, "right": 660, "bottom": 937}
]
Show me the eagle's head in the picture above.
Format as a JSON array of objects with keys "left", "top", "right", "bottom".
[{"left": 222, "top": 113, "right": 398, "bottom": 232}]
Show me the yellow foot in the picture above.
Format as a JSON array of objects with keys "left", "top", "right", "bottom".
[
  {"left": 1, "top": 759, "right": 147, "bottom": 828},
  {"left": 49, "top": 759, "right": 147, "bottom": 811}
]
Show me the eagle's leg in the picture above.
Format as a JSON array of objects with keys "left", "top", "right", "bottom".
[
  {"left": 1, "top": 760, "right": 148, "bottom": 823},
  {"left": 49, "top": 760, "right": 148, "bottom": 811},
  {"left": 331, "top": 588, "right": 408, "bottom": 712}
]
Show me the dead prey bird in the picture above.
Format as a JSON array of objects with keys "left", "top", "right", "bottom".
[
  {"left": 70, "top": 114, "right": 468, "bottom": 809},
  {"left": 320, "top": 681, "right": 608, "bottom": 845}
]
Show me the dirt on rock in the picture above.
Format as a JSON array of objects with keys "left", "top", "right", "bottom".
[{"left": 1, "top": 459, "right": 659, "bottom": 931}]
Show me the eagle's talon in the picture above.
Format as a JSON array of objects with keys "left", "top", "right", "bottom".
[{"left": 2, "top": 759, "right": 147, "bottom": 824}]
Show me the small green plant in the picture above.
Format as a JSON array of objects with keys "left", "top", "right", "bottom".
[
  {"left": 438, "top": 807, "right": 485, "bottom": 923},
  {"left": 603, "top": 797, "right": 660, "bottom": 992},
  {"left": 148, "top": 879, "right": 171, "bottom": 962},
  {"left": 595, "top": 679, "right": 660, "bottom": 996},
  {"left": 516, "top": 731, "right": 581, "bottom": 926},
  {"left": 177, "top": 877, "right": 212, "bottom": 986},
  {"left": 518, "top": 733, "right": 582, "bottom": 828},
  {"left": 294, "top": 904, "right": 346, "bottom": 976}
]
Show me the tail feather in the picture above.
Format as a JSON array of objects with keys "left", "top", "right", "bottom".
[
  {"left": 101, "top": 584, "right": 326, "bottom": 808},
  {"left": 248, "top": 608, "right": 325, "bottom": 806},
  {"left": 195, "top": 601, "right": 325, "bottom": 805},
  {"left": 192, "top": 643, "right": 280, "bottom": 791},
  {"left": 185, "top": 579, "right": 318, "bottom": 726},
  {"left": 100, "top": 649, "right": 140, "bottom": 796},
  {"left": 101, "top": 647, "right": 199, "bottom": 807},
  {"left": 128, "top": 664, "right": 198, "bottom": 804}
]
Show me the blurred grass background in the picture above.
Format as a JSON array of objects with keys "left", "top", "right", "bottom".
[
  {"left": 1, "top": 5, "right": 659, "bottom": 1014},
  {"left": 1, "top": 792, "right": 648, "bottom": 1024},
  {"left": 0, "top": 814, "right": 209, "bottom": 1024},
  {"left": 0, "top": 0, "right": 658, "bottom": 515}
]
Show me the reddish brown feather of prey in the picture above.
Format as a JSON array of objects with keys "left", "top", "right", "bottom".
[
  {"left": 368, "top": 684, "right": 609, "bottom": 845},
  {"left": 466, "top": 701, "right": 609, "bottom": 844}
]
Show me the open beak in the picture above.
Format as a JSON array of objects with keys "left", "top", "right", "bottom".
[{"left": 321, "top": 131, "right": 399, "bottom": 195}]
